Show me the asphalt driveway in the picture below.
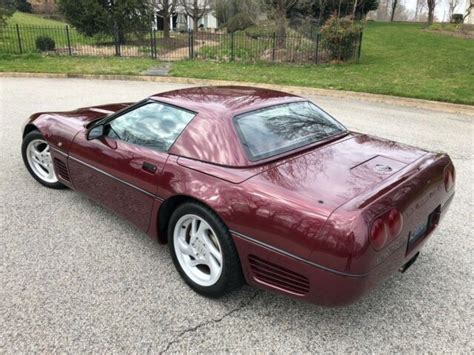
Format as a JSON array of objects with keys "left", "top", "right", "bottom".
[{"left": 0, "top": 77, "right": 472, "bottom": 353}]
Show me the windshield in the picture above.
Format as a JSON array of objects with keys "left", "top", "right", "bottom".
[{"left": 234, "top": 101, "right": 346, "bottom": 161}]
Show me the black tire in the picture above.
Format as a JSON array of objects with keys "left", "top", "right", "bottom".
[
  {"left": 168, "top": 202, "right": 244, "bottom": 298},
  {"left": 21, "top": 130, "right": 65, "bottom": 189}
]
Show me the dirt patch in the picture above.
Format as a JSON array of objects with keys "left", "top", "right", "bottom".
[
  {"left": 165, "top": 39, "right": 219, "bottom": 61},
  {"left": 425, "top": 29, "right": 474, "bottom": 39}
]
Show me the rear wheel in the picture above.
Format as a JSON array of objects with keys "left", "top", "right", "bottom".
[
  {"left": 168, "top": 202, "right": 244, "bottom": 298},
  {"left": 21, "top": 131, "right": 65, "bottom": 189}
]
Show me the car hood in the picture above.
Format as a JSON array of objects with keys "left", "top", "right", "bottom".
[
  {"left": 54, "top": 102, "right": 132, "bottom": 126},
  {"left": 24, "top": 102, "right": 133, "bottom": 153},
  {"left": 246, "top": 133, "right": 428, "bottom": 212}
]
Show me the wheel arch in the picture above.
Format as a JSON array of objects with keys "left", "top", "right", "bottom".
[
  {"left": 157, "top": 194, "right": 227, "bottom": 244},
  {"left": 23, "top": 123, "right": 40, "bottom": 138}
]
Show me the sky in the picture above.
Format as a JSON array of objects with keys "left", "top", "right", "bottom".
[{"left": 400, "top": 0, "right": 469, "bottom": 21}]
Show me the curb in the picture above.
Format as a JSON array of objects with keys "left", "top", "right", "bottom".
[{"left": 1, "top": 72, "right": 473, "bottom": 116}]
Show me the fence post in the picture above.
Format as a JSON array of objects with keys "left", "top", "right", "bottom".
[
  {"left": 153, "top": 30, "right": 157, "bottom": 59},
  {"left": 315, "top": 33, "right": 320, "bottom": 64},
  {"left": 357, "top": 31, "right": 363, "bottom": 61},
  {"left": 187, "top": 29, "right": 191, "bottom": 59},
  {"left": 231, "top": 32, "right": 235, "bottom": 62},
  {"left": 188, "top": 29, "right": 195, "bottom": 59},
  {"left": 272, "top": 32, "right": 276, "bottom": 62},
  {"left": 65, "top": 25, "right": 72, "bottom": 56},
  {"left": 150, "top": 27, "right": 154, "bottom": 59},
  {"left": 15, "top": 24, "right": 22, "bottom": 54}
]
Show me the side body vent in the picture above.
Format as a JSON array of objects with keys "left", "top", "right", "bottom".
[
  {"left": 53, "top": 158, "right": 70, "bottom": 182},
  {"left": 248, "top": 255, "right": 310, "bottom": 295}
]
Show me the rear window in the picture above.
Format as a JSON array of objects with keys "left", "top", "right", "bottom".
[{"left": 234, "top": 101, "right": 346, "bottom": 161}]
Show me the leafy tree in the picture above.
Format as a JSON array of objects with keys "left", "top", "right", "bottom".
[
  {"left": 0, "top": 0, "right": 15, "bottom": 27},
  {"left": 15, "top": 0, "right": 31, "bottom": 12},
  {"left": 58, "top": 0, "right": 153, "bottom": 44},
  {"left": 321, "top": 14, "right": 362, "bottom": 61}
]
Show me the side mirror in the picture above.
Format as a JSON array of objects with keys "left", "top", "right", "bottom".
[{"left": 87, "top": 125, "right": 104, "bottom": 140}]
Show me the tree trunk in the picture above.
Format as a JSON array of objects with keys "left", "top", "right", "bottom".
[
  {"left": 276, "top": 20, "right": 286, "bottom": 48},
  {"left": 163, "top": 15, "right": 170, "bottom": 39},
  {"left": 275, "top": 0, "right": 287, "bottom": 49},
  {"left": 193, "top": 17, "right": 198, "bottom": 33},
  {"left": 391, "top": 0, "right": 398, "bottom": 21},
  {"left": 117, "top": 26, "right": 126, "bottom": 45},
  {"left": 427, "top": 0, "right": 436, "bottom": 25},
  {"left": 428, "top": 11, "right": 434, "bottom": 24},
  {"left": 352, "top": 0, "right": 358, "bottom": 19}
]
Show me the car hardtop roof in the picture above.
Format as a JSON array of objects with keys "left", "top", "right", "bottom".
[{"left": 150, "top": 85, "right": 304, "bottom": 117}]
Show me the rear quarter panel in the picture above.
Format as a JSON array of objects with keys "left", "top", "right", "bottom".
[{"left": 311, "top": 153, "right": 455, "bottom": 275}]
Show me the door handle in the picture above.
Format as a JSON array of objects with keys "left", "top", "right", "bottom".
[{"left": 142, "top": 161, "right": 157, "bottom": 173}]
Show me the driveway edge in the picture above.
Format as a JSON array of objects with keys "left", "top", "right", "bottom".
[{"left": 1, "top": 72, "right": 473, "bottom": 116}]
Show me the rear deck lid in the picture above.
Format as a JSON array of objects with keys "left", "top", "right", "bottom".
[{"left": 247, "top": 134, "right": 427, "bottom": 211}]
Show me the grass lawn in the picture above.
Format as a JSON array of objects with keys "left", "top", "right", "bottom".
[
  {"left": 171, "top": 22, "right": 474, "bottom": 105},
  {"left": 7, "top": 12, "right": 66, "bottom": 27},
  {"left": 0, "top": 53, "right": 157, "bottom": 75}
]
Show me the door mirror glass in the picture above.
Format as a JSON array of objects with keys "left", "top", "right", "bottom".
[{"left": 87, "top": 125, "right": 104, "bottom": 140}]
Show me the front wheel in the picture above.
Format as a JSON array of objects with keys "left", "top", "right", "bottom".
[
  {"left": 21, "top": 130, "right": 65, "bottom": 189},
  {"left": 168, "top": 202, "right": 244, "bottom": 298}
]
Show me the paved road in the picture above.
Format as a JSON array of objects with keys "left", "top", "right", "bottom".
[{"left": 0, "top": 78, "right": 472, "bottom": 353}]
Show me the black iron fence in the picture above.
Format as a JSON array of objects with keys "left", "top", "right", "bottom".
[{"left": 0, "top": 24, "right": 363, "bottom": 64}]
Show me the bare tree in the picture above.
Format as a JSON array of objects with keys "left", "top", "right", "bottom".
[
  {"left": 390, "top": 0, "right": 398, "bottom": 21},
  {"left": 180, "top": 0, "right": 211, "bottom": 33},
  {"left": 263, "top": 0, "right": 298, "bottom": 48},
  {"left": 154, "top": 0, "right": 176, "bottom": 38},
  {"left": 447, "top": 0, "right": 460, "bottom": 19},
  {"left": 464, "top": 0, "right": 473, "bottom": 21},
  {"left": 427, "top": 0, "right": 436, "bottom": 25},
  {"left": 415, "top": 0, "right": 422, "bottom": 20},
  {"left": 352, "top": 0, "right": 358, "bottom": 19},
  {"left": 317, "top": 0, "right": 328, "bottom": 25}
]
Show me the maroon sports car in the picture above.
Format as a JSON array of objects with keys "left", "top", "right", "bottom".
[{"left": 21, "top": 86, "right": 455, "bottom": 306}]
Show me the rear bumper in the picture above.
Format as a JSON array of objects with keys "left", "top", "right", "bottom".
[{"left": 232, "top": 192, "right": 454, "bottom": 306}]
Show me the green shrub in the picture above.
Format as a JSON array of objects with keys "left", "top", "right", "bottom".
[
  {"left": 35, "top": 36, "right": 55, "bottom": 52},
  {"left": 451, "top": 14, "right": 464, "bottom": 24},
  {"left": 245, "top": 22, "right": 276, "bottom": 39},
  {"left": 227, "top": 13, "right": 254, "bottom": 33},
  {"left": 321, "top": 15, "right": 362, "bottom": 61},
  {"left": 16, "top": 0, "right": 32, "bottom": 13}
]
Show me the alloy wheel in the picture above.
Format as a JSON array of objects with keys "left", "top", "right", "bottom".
[
  {"left": 173, "top": 214, "right": 223, "bottom": 287},
  {"left": 26, "top": 139, "right": 58, "bottom": 184}
]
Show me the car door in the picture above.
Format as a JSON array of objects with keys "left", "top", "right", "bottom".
[{"left": 67, "top": 100, "right": 196, "bottom": 232}]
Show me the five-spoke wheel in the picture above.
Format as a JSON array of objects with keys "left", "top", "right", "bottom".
[
  {"left": 169, "top": 202, "right": 244, "bottom": 297},
  {"left": 22, "top": 130, "right": 64, "bottom": 189},
  {"left": 173, "top": 214, "right": 223, "bottom": 287}
]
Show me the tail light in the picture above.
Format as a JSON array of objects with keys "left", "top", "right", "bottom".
[
  {"left": 443, "top": 165, "right": 455, "bottom": 192},
  {"left": 370, "top": 209, "right": 404, "bottom": 250}
]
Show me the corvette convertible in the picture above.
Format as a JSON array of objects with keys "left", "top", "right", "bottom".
[{"left": 21, "top": 86, "right": 455, "bottom": 306}]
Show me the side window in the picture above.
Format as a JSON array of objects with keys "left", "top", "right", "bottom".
[{"left": 106, "top": 102, "right": 195, "bottom": 151}]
